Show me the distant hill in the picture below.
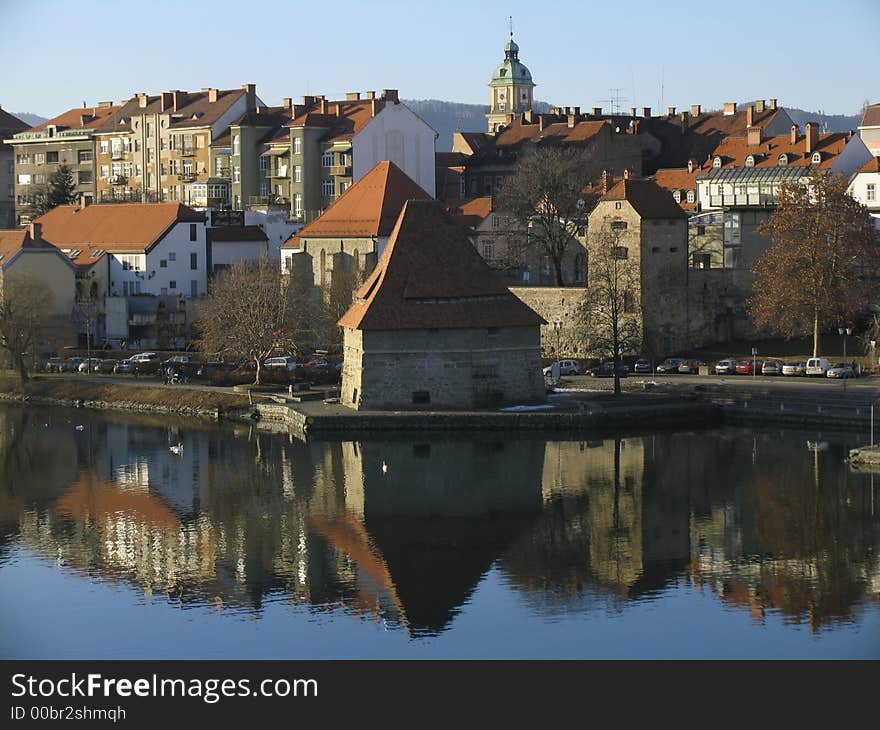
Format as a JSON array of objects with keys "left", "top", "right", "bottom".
[
  {"left": 403, "top": 99, "right": 551, "bottom": 151},
  {"left": 405, "top": 99, "right": 863, "bottom": 152},
  {"left": 10, "top": 112, "right": 48, "bottom": 127}
]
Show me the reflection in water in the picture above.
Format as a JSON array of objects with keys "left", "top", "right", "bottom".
[{"left": 0, "top": 404, "right": 878, "bottom": 650}]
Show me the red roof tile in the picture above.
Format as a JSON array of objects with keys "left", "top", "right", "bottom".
[
  {"left": 26, "top": 105, "right": 120, "bottom": 134},
  {"left": 449, "top": 196, "right": 493, "bottom": 228},
  {"left": 35, "top": 203, "right": 205, "bottom": 252},
  {"left": 282, "top": 161, "right": 430, "bottom": 246},
  {"left": 709, "top": 130, "right": 848, "bottom": 169},
  {"left": 861, "top": 103, "right": 880, "bottom": 128},
  {"left": 857, "top": 156, "right": 880, "bottom": 174},
  {"left": 338, "top": 200, "right": 545, "bottom": 331},
  {"left": 601, "top": 178, "right": 689, "bottom": 219},
  {"left": 652, "top": 167, "right": 703, "bottom": 211},
  {"left": 0, "top": 228, "right": 71, "bottom": 269}
]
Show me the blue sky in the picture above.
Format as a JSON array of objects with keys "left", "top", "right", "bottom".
[{"left": 1, "top": 0, "right": 877, "bottom": 118}]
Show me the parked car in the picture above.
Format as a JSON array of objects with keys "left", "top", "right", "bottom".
[
  {"left": 97, "top": 359, "right": 118, "bottom": 373},
  {"left": 678, "top": 358, "right": 704, "bottom": 374},
  {"left": 44, "top": 357, "right": 65, "bottom": 373},
  {"left": 632, "top": 359, "right": 652, "bottom": 374},
  {"left": 761, "top": 360, "right": 784, "bottom": 376},
  {"left": 264, "top": 356, "right": 302, "bottom": 371},
  {"left": 826, "top": 363, "right": 855, "bottom": 379},
  {"left": 77, "top": 358, "right": 103, "bottom": 373},
  {"left": 542, "top": 359, "right": 580, "bottom": 376},
  {"left": 130, "top": 352, "right": 159, "bottom": 364},
  {"left": 715, "top": 359, "right": 737, "bottom": 375},
  {"left": 163, "top": 354, "right": 194, "bottom": 366},
  {"left": 114, "top": 359, "right": 133, "bottom": 374},
  {"left": 805, "top": 357, "right": 832, "bottom": 377},
  {"left": 656, "top": 358, "right": 684, "bottom": 374},
  {"left": 61, "top": 357, "right": 84, "bottom": 372},
  {"left": 589, "top": 362, "right": 629, "bottom": 378},
  {"left": 782, "top": 361, "right": 806, "bottom": 376},
  {"left": 735, "top": 360, "right": 757, "bottom": 375}
]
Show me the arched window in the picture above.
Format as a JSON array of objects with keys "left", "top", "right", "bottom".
[
  {"left": 712, "top": 156, "right": 722, "bottom": 168},
  {"left": 745, "top": 155, "right": 755, "bottom": 167},
  {"left": 811, "top": 152, "right": 822, "bottom": 164},
  {"left": 777, "top": 153, "right": 788, "bottom": 166},
  {"left": 672, "top": 190, "right": 681, "bottom": 203},
  {"left": 686, "top": 190, "right": 695, "bottom": 203}
]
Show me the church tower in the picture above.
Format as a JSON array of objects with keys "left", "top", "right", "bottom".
[{"left": 487, "top": 30, "right": 535, "bottom": 134}]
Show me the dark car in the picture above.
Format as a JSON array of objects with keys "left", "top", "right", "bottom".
[
  {"left": 678, "top": 358, "right": 705, "bottom": 374},
  {"left": 590, "top": 362, "right": 629, "bottom": 378},
  {"left": 632, "top": 359, "right": 652, "bottom": 374},
  {"left": 656, "top": 358, "right": 684, "bottom": 374}
]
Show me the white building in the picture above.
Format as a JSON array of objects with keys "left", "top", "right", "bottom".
[{"left": 848, "top": 157, "right": 880, "bottom": 230}]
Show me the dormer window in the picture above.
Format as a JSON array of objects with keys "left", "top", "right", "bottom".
[
  {"left": 712, "top": 156, "right": 722, "bottom": 168},
  {"left": 686, "top": 190, "right": 695, "bottom": 203},
  {"left": 745, "top": 155, "right": 755, "bottom": 167},
  {"left": 672, "top": 190, "right": 681, "bottom": 203},
  {"left": 811, "top": 152, "right": 822, "bottom": 164},
  {"left": 778, "top": 153, "right": 788, "bottom": 166}
]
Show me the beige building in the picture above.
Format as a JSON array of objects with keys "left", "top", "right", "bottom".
[
  {"left": 338, "top": 199, "right": 546, "bottom": 410},
  {"left": 0, "top": 109, "right": 30, "bottom": 228}
]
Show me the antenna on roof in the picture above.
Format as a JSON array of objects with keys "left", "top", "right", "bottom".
[
  {"left": 598, "top": 88, "right": 627, "bottom": 116},
  {"left": 509, "top": 14, "right": 513, "bottom": 39}
]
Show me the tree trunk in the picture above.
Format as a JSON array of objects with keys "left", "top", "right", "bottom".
[
  {"left": 553, "top": 257, "right": 564, "bottom": 287},
  {"left": 813, "top": 308, "right": 819, "bottom": 359},
  {"left": 254, "top": 358, "right": 262, "bottom": 385},
  {"left": 15, "top": 354, "right": 29, "bottom": 386},
  {"left": 612, "top": 327, "right": 621, "bottom": 396}
]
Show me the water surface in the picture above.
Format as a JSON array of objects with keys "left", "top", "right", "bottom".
[{"left": 0, "top": 404, "right": 877, "bottom": 658}]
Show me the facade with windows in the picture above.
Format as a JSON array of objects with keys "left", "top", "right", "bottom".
[
  {"left": 0, "top": 110, "right": 31, "bottom": 227},
  {"left": 847, "top": 157, "right": 880, "bottom": 230}
]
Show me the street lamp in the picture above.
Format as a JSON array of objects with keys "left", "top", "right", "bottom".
[
  {"left": 839, "top": 326, "right": 852, "bottom": 362},
  {"left": 552, "top": 320, "right": 563, "bottom": 357}
]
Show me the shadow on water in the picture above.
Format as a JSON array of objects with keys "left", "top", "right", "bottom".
[{"left": 0, "top": 403, "right": 878, "bottom": 647}]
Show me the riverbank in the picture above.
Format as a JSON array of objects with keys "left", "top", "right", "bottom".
[{"left": 0, "top": 374, "right": 249, "bottom": 419}]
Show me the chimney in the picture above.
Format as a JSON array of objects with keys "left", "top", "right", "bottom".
[
  {"left": 805, "top": 122, "right": 819, "bottom": 154},
  {"left": 171, "top": 90, "right": 187, "bottom": 112},
  {"left": 98, "top": 100, "right": 113, "bottom": 108},
  {"left": 346, "top": 92, "right": 361, "bottom": 101},
  {"left": 138, "top": 93, "right": 149, "bottom": 109},
  {"left": 687, "top": 159, "right": 695, "bottom": 174},
  {"left": 769, "top": 98, "right": 777, "bottom": 110},
  {"left": 242, "top": 83, "right": 256, "bottom": 111},
  {"left": 370, "top": 98, "right": 378, "bottom": 117},
  {"left": 691, "top": 104, "right": 702, "bottom": 116},
  {"left": 79, "top": 194, "right": 90, "bottom": 208},
  {"left": 746, "top": 105, "right": 754, "bottom": 127},
  {"left": 28, "top": 222, "right": 41, "bottom": 243},
  {"left": 723, "top": 102, "right": 736, "bottom": 116},
  {"left": 382, "top": 89, "right": 399, "bottom": 103},
  {"left": 756, "top": 99, "right": 766, "bottom": 113},
  {"left": 747, "top": 125, "right": 762, "bottom": 147},
  {"left": 592, "top": 107, "right": 602, "bottom": 116},
  {"left": 668, "top": 106, "right": 676, "bottom": 116},
  {"left": 366, "top": 91, "right": 376, "bottom": 99},
  {"left": 282, "top": 97, "right": 292, "bottom": 110},
  {"left": 160, "top": 92, "right": 173, "bottom": 112},
  {"left": 335, "top": 103, "right": 342, "bottom": 117},
  {"left": 790, "top": 124, "right": 799, "bottom": 145},
  {"left": 539, "top": 116, "right": 547, "bottom": 132},
  {"left": 601, "top": 170, "right": 613, "bottom": 193},
  {"left": 524, "top": 110, "right": 533, "bottom": 123},
  {"left": 567, "top": 114, "right": 576, "bottom": 129},
  {"left": 208, "top": 88, "right": 219, "bottom": 103},
  {"left": 302, "top": 95, "right": 317, "bottom": 106},
  {"left": 642, "top": 106, "right": 651, "bottom": 118},
  {"left": 630, "top": 107, "right": 637, "bottom": 117},
  {"left": 679, "top": 111, "right": 689, "bottom": 125},
  {"left": 623, "top": 169, "right": 631, "bottom": 180},
  {"left": 319, "top": 99, "right": 327, "bottom": 114},
  {"left": 573, "top": 106, "right": 580, "bottom": 117}
]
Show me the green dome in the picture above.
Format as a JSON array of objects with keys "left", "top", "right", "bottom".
[{"left": 490, "top": 36, "right": 534, "bottom": 87}]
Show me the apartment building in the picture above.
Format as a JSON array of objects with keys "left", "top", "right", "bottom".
[
  {"left": 0, "top": 109, "right": 30, "bottom": 227},
  {"left": 5, "top": 103, "right": 119, "bottom": 225},
  {"left": 848, "top": 156, "right": 880, "bottom": 230},
  {"left": 92, "top": 85, "right": 261, "bottom": 205}
]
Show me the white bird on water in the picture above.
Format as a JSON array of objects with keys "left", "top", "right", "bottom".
[
  {"left": 381, "top": 461, "right": 388, "bottom": 474},
  {"left": 75, "top": 425, "right": 84, "bottom": 431},
  {"left": 169, "top": 443, "right": 184, "bottom": 455}
]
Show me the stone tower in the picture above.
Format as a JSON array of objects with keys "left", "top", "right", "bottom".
[{"left": 486, "top": 31, "right": 535, "bottom": 134}]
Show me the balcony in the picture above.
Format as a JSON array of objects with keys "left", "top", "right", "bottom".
[
  {"left": 708, "top": 193, "right": 775, "bottom": 208},
  {"left": 111, "top": 149, "right": 126, "bottom": 160},
  {"left": 178, "top": 172, "right": 197, "bottom": 183},
  {"left": 269, "top": 166, "right": 289, "bottom": 178},
  {"left": 330, "top": 165, "right": 352, "bottom": 176},
  {"left": 128, "top": 313, "right": 157, "bottom": 326},
  {"left": 109, "top": 175, "right": 127, "bottom": 186},
  {"left": 178, "top": 145, "right": 196, "bottom": 157},
  {"left": 248, "top": 195, "right": 289, "bottom": 208}
]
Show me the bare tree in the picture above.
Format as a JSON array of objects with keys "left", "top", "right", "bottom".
[
  {"left": 496, "top": 145, "right": 598, "bottom": 286},
  {"left": 195, "top": 257, "right": 317, "bottom": 385},
  {"left": 0, "top": 273, "right": 54, "bottom": 384},
  {"left": 577, "top": 225, "right": 642, "bottom": 395},
  {"left": 751, "top": 171, "right": 880, "bottom": 358},
  {"left": 72, "top": 279, "right": 102, "bottom": 370}
]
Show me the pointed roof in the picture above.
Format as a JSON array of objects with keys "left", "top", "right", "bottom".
[
  {"left": 601, "top": 178, "right": 689, "bottom": 219},
  {"left": 282, "top": 161, "right": 431, "bottom": 246},
  {"left": 338, "top": 200, "right": 545, "bottom": 331}
]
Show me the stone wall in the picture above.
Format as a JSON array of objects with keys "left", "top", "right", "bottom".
[
  {"left": 509, "top": 286, "right": 588, "bottom": 357},
  {"left": 341, "top": 325, "right": 545, "bottom": 410}
]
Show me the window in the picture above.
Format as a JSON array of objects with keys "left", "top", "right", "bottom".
[
  {"left": 651, "top": 246, "right": 660, "bottom": 253},
  {"left": 614, "top": 202, "right": 622, "bottom": 209},
  {"left": 672, "top": 190, "right": 681, "bottom": 203},
  {"left": 669, "top": 246, "right": 679, "bottom": 253},
  {"left": 189, "top": 223, "right": 197, "bottom": 241},
  {"left": 169, "top": 280, "right": 177, "bottom": 290},
  {"left": 745, "top": 155, "right": 755, "bottom": 168},
  {"left": 233, "top": 166, "right": 240, "bottom": 183},
  {"left": 34, "top": 152, "right": 45, "bottom": 165},
  {"left": 233, "top": 135, "right": 240, "bottom": 155},
  {"left": 321, "top": 151, "right": 333, "bottom": 167},
  {"left": 46, "top": 151, "right": 58, "bottom": 164},
  {"left": 294, "top": 165, "right": 302, "bottom": 182},
  {"left": 293, "top": 137, "right": 302, "bottom": 155},
  {"left": 811, "top": 152, "right": 822, "bottom": 164},
  {"left": 613, "top": 246, "right": 629, "bottom": 260},
  {"left": 867, "top": 183, "right": 876, "bottom": 202},
  {"left": 75, "top": 149, "right": 91, "bottom": 165},
  {"left": 146, "top": 123, "right": 152, "bottom": 136},
  {"left": 686, "top": 190, "right": 695, "bottom": 203},
  {"left": 712, "top": 156, "right": 722, "bottom": 168},
  {"left": 135, "top": 165, "right": 142, "bottom": 178},
  {"left": 100, "top": 141, "right": 109, "bottom": 155},
  {"left": 168, "top": 159, "right": 178, "bottom": 175},
  {"left": 190, "top": 253, "right": 197, "bottom": 270},
  {"left": 259, "top": 155, "right": 268, "bottom": 171},
  {"left": 697, "top": 224, "right": 706, "bottom": 235},
  {"left": 623, "top": 291, "right": 636, "bottom": 313},
  {"left": 77, "top": 170, "right": 93, "bottom": 185},
  {"left": 17, "top": 174, "right": 30, "bottom": 185},
  {"left": 169, "top": 252, "right": 176, "bottom": 262},
  {"left": 147, "top": 148, "right": 154, "bottom": 163},
  {"left": 294, "top": 193, "right": 303, "bottom": 216},
  {"left": 574, "top": 252, "right": 586, "bottom": 283},
  {"left": 693, "top": 253, "right": 711, "bottom": 269},
  {"left": 160, "top": 259, "right": 167, "bottom": 268},
  {"left": 259, "top": 181, "right": 269, "bottom": 196},
  {"left": 610, "top": 220, "right": 628, "bottom": 231},
  {"left": 218, "top": 157, "right": 227, "bottom": 175},
  {"left": 33, "top": 174, "right": 46, "bottom": 185},
  {"left": 322, "top": 179, "right": 335, "bottom": 197},
  {"left": 777, "top": 153, "right": 788, "bottom": 166},
  {"left": 482, "top": 241, "right": 494, "bottom": 261}
]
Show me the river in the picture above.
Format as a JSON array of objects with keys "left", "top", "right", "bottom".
[{"left": 0, "top": 403, "right": 878, "bottom": 658}]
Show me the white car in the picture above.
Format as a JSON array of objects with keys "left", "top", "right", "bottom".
[
  {"left": 805, "top": 357, "right": 832, "bottom": 377},
  {"left": 77, "top": 358, "right": 103, "bottom": 373},
  {"left": 715, "top": 359, "right": 737, "bottom": 375},
  {"left": 542, "top": 359, "right": 579, "bottom": 376},
  {"left": 826, "top": 363, "right": 855, "bottom": 379},
  {"left": 129, "top": 352, "right": 159, "bottom": 364},
  {"left": 782, "top": 361, "right": 806, "bottom": 376},
  {"left": 264, "top": 356, "right": 301, "bottom": 371}
]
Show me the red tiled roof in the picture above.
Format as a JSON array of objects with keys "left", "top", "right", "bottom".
[
  {"left": 652, "top": 167, "right": 703, "bottom": 211},
  {"left": 27, "top": 105, "right": 120, "bottom": 133},
  {"left": 493, "top": 117, "right": 609, "bottom": 148},
  {"left": 282, "top": 161, "right": 430, "bottom": 246},
  {"left": 601, "top": 178, "right": 689, "bottom": 219},
  {"left": 861, "top": 103, "right": 880, "bottom": 128},
  {"left": 0, "top": 228, "right": 72, "bottom": 269},
  {"left": 338, "top": 200, "right": 545, "bottom": 331},
  {"left": 97, "top": 88, "right": 247, "bottom": 133},
  {"left": 289, "top": 98, "right": 386, "bottom": 142},
  {"left": 709, "top": 130, "right": 848, "bottom": 169},
  {"left": 857, "top": 156, "right": 880, "bottom": 174},
  {"left": 449, "top": 196, "right": 493, "bottom": 228},
  {"left": 36, "top": 203, "right": 205, "bottom": 252}
]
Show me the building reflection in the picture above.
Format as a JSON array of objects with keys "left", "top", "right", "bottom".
[{"left": 1, "top": 408, "right": 878, "bottom": 637}]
